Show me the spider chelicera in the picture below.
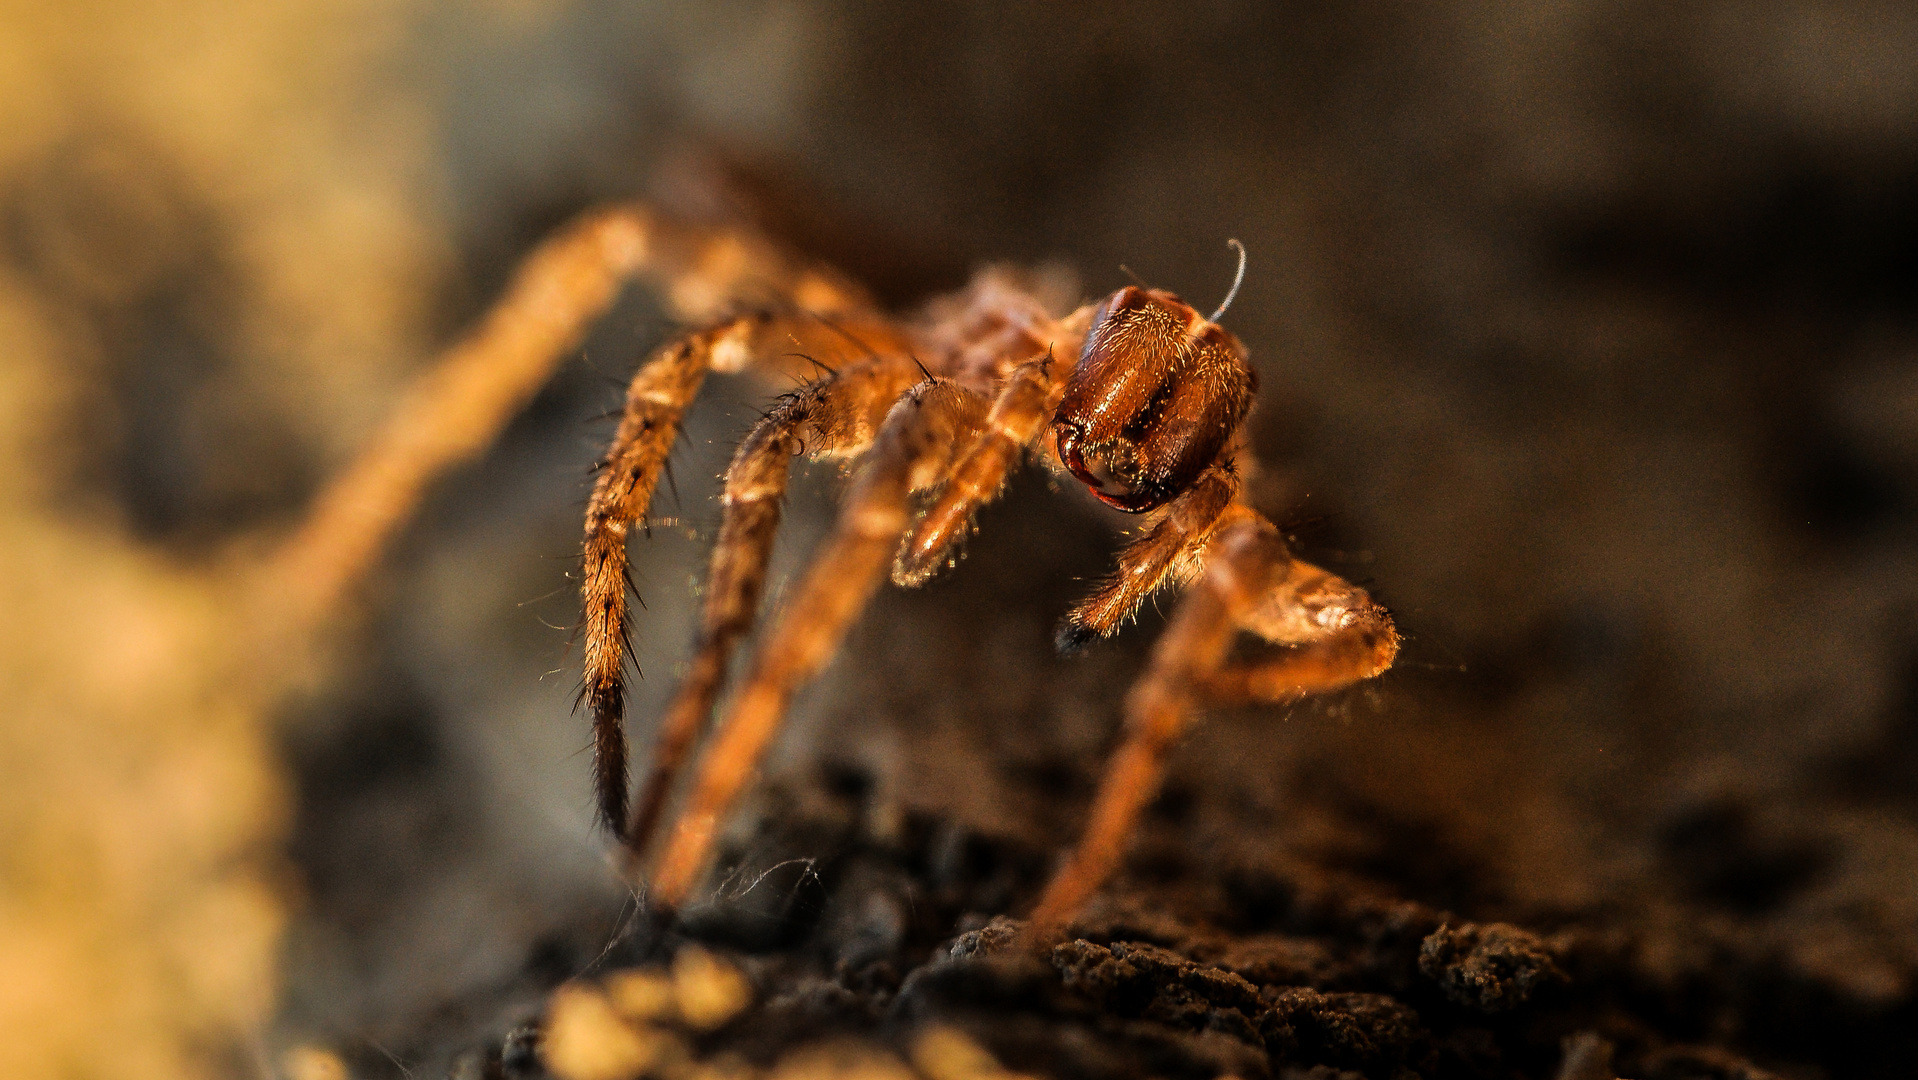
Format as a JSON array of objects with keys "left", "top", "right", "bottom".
[{"left": 568, "top": 204, "right": 1400, "bottom": 938}]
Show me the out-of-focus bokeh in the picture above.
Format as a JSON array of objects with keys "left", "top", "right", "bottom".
[{"left": 3, "top": 1, "right": 1916, "bottom": 1076}]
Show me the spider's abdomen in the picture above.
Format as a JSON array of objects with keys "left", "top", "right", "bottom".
[{"left": 1052, "top": 286, "right": 1255, "bottom": 512}]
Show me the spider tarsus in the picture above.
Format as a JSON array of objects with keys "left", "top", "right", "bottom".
[
  {"left": 1054, "top": 619, "right": 1100, "bottom": 655},
  {"left": 591, "top": 684, "right": 630, "bottom": 841}
]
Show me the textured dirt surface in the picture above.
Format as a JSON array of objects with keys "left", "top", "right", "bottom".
[{"left": 395, "top": 762, "right": 1913, "bottom": 1079}]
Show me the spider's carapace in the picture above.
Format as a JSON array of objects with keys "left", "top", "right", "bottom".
[{"left": 1052, "top": 286, "right": 1256, "bottom": 513}]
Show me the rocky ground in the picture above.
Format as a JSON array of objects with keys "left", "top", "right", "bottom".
[{"left": 358, "top": 752, "right": 1913, "bottom": 1080}]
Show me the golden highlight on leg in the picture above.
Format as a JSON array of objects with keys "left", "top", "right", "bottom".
[
  {"left": 581, "top": 316, "right": 764, "bottom": 837},
  {"left": 262, "top": 198, "right": 869, "bottom": 642},
  {"left": 267, "top": 204, "right": 654, "bottom": 634},
  {"left": 624, "top": 357, "right": 919, "bottom": 861},
  {"left": 1205, "top": 559, "right": 1399, "bottom": 701},
  {"left": 649, "top": 381, "right": 990, "bottom": 906},
  {"left": 893, "top": 354, "right": 1060, "bottom": 586},
  {"left": 1026, "top": 515, "right": 1397, "bottom": 941},
  {"left": 1055, "top": 462, "right": 1241, "bottom": 651},
  {"left": 1025, "top": 520, "right": 1272, "bottom": 939}
]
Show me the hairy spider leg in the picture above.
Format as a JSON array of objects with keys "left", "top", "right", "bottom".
[
  {"left": 1025, "top": 510, "right": 1398, "bottom": 940},
  {"left": 1200, "top": 555, "right": 1400, "bottom": 704},
  {"left": 649, "top": 379, "right": 992, "bottom": 906},
  {"left": 582, "top": 311, "right": 906, "bottom": 838},
  {"left": 892, "top": 354, "right": 1063, "bottom": 585},
  {"left": 1054, "top": 460, "right": 1243, "bottom": 651},
  {"left": 892, "top": 297, "right": 1101, "bottom": 585},
  {"left": 583, "top": 317, "right": 754, "bottom": 836},
  {"left": 272, "top": 205, "right": 652, "bottom": 629},
  {"left": 624, "top": 355, "right": 924, "bottom": 861},
  {"left": 276, "top": 198, "right": 876, "bottom": 644}
]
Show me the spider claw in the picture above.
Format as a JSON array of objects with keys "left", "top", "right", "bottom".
[{"left": 1054, "top": 618, "right": 1099, "bottom": 655}]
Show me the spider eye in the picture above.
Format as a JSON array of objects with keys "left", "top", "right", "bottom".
[{"left": 1052, "top": 286, "right": 1255, "bottom": 513}]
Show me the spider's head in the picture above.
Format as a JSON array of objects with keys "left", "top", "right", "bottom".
[{"left": 1052, "top": 286, "right": 1256, "bottom": 513}]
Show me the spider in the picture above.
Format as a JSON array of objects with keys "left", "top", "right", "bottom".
[{"left": 574, "top": 205, "right": 1400, "bottom": 938}]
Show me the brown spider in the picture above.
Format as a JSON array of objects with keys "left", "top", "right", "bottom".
[{"left": 573, "top": 205, "right": 1400, "bottom": 938}]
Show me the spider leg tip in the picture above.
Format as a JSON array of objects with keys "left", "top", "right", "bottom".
[{"left": 1054, "top": 620, "right": 1098, "bottom": 655}]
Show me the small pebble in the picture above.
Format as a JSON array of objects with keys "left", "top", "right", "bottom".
[
  {"left": 910, "top": 1026, "right": 1031, "bottom": 1080},
  {"left": 606, "top": 968, "right": 677, "bottom": 1022},
  {"left": 674, "top": 946, "right": 753, "bottom": 1030},
  {"left": 281, "top": 1046, "right": 349, "bottom": 1080},
  {"left": 544, "top": 983, "right": 673, "bottom": 1080},
  {"left": 770, "top": 1041, "right": 917, "bottom": 1080}
]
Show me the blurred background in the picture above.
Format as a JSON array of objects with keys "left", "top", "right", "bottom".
[{"left": 2, "top": 1, "right": 1915, "bottom": 1076}]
